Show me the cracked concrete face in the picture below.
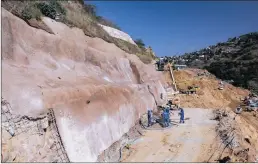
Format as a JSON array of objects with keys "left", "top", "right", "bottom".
[{"left": 2, "top": 8, "right": 167, "bottom": 162}]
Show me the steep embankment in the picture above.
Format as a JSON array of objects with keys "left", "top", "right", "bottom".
[
  {"left": 2, "top": 8, "right": 167, "bottom": 162},
  {"left": 174, "top": 69, "right": 250, "bottom": 109}
]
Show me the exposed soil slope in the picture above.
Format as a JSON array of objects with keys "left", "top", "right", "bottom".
[
  {"left": 172, "top": 69, "right": 258, "bottom": 162},
  {"left": 174, "top": 69, "right": 250, "bottom": 109}
]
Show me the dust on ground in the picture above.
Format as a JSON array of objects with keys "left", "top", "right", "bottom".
[{"left": 121, "top": 108, "right": 218, "bottom": 162}]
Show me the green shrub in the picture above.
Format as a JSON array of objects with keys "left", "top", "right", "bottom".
[
  {"left": 22, "top": 4, "right": 42, "bottom": 21},
  {"left": 3, "top": 1, "right": 155, "bottom": 64},
  {"left": 36, "top": 2, "right": 57, "bottom": 19},
  {"left": 113, "top": 38, "right": 140, "bottom": 54},
  {"left": 83, "top": 3, "right": 97, "bottom": 17},
  {"left": 75, "top": 0, "right": 85, "bottom": 5},
  {"left": 36, "top": 1, "right": 66, "bottom": 20},
  {"left": 134, "top": 39, "right": 145, "bottom": 49},
  {"left": 136, "top": 53, "right": 153, "bottom": 64},
  {"left": 49, "top": 1, "right": 66, "bottom": 15}
]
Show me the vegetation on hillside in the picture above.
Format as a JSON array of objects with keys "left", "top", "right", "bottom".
[
  {"left": 134, "top": 39, "right": 145, "bottom": 49},
  {"left": 2, "top": 0, "right": 156, "bottom": 64},
  {"left": 174, "top": 32, "right": 258, "bottom": 94}
]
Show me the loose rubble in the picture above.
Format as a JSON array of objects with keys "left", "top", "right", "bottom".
[{"left": 212, "top": 109, "right": 257, "bottom": 162}]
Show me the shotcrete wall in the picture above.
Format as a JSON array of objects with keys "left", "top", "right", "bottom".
[{"left": 2, "top": 8, "right": 167, "bottom": 162}]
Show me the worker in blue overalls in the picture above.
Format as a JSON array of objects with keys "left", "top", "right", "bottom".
[
  {"left": 162, "top": 110, "right": 167, "bottom": 127},
  {"left": 165, "top": 106, "right": 170, "bottom": 126},
  {"left": 178, "top": 108, "right": 185, "bottom": 123},
  {"left": 162, "top": 107, "right": 170, "bottom": 127}
]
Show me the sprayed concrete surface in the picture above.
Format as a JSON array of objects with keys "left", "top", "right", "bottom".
[
  {"left": 98, "top": 24, "right": 136, "bottom": 45},
  {"left": 2, "top": 8, "right": 168, "bottom": 162},
  {"left": 121, "top": 108, "right": 217, "bottom": 162}
]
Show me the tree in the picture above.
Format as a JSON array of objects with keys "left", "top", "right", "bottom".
[
  {"left": 248, "top": 79, "right": 258, "bottom": 94},
  {"left": 83, "top": 3, "right": 96, "bottom": 16},
  {"left": 134, "top": 39, "right": 145, "bottom": 48}
]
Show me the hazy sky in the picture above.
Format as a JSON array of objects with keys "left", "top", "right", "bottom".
[{"left": 90, "top": 1, "right": 258, "bottom": 56}]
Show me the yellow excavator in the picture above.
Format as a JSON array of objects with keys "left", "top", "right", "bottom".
[{"left": 175, "top": 80, "right": 200, "bottom": 94}]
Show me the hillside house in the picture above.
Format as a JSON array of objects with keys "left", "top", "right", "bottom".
[{"left": 174, "top": 64, "right": 187, "bottom": 70}]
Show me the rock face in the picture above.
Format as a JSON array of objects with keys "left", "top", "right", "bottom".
[
  {"left": 2, "top": 8, "right": 167, "bottom": 162},
  {"left": 98, "top": 23, "right": 137, "bottom": 45}
]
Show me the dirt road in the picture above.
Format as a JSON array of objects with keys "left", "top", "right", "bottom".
[{"left": 121, "top": 108, "right": 218, "bottom": 162}]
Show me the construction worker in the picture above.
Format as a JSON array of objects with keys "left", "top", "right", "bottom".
[
  {"left": 165, "top": 106, "right": 170, "bottom": 126},
  {"left": 161, "top": 109, "right": 169, "bottom": 127},
  {"left": 161, "top": 110, "right": 166, "bottom": 127},
  {"left": 178, "top": 108, "right": 185, "bottom": 123},
  {"left": 147, "top": 109, "right": 153, "bottom": 127},
  {"left": 165, "top": 105, "right": 170, "bottom": 113}
]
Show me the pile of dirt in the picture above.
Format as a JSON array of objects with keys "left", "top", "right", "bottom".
[
  {"left": 210, "top": 109, "right": 258, "bottom": 162},
  {"left": 173, "top": 69, "right": 250, "bottom": 109},
  {"left": 173, "top": 69, "right": 258, "bottom": 132}
]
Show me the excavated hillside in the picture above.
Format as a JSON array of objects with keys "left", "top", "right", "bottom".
[
  {"left": 1, "top": 8, "right": 168, "bottom": 162},
  {"left": 174, "top": 69, "right": 250, "bottom": 109},
  {"left": 172, "top": 68, "right": 258, "bottom": 162},
  {"left": 174, "top": 68, "right": 258, "bottom": 132}
]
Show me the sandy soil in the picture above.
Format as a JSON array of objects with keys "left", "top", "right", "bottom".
[
  {"left": 173, "top": 69, "right": 249, "bottom": 108},
  {"left": 121, "top": 108, "right": 217, "bottom": 162}
]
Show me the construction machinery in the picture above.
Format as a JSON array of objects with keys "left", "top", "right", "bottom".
[
  {"left": 173, "top": 64, "right": 187, "bottom": 71},
  {"left": 246, "top": 102, "right": 258, "bottom": 112},
  {"left": 179, "top": 85, "right": 199, "bottom": 94},
  {"left": 155, "top": 58, "right": 165, "bottom": 71},
  {"left": 155, "top": 57, "right": 174, "bottom": 71},
  {"left": 241, "top": 93, "right": 258, "bottom": 112},
  {"left": 174, "top": 79, "right": 200, "bottom": 95}
]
